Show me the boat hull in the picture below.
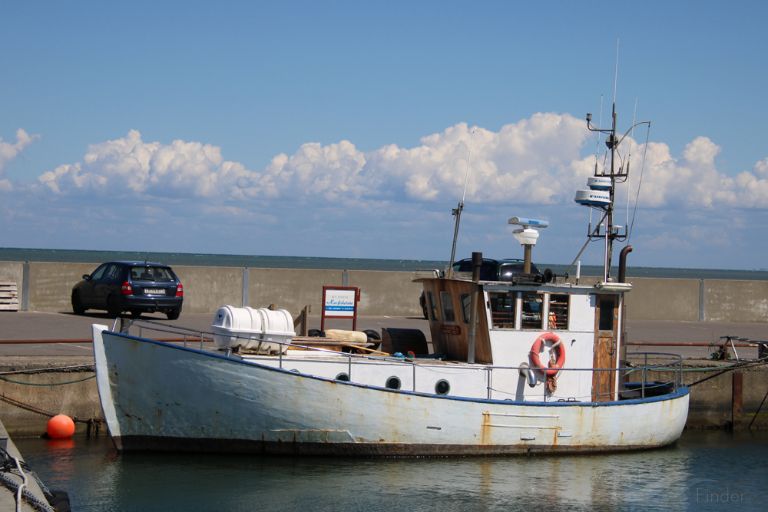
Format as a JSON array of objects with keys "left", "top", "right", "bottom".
[{"left": 93, "top": 326, "right": 690, "bottom": 456}]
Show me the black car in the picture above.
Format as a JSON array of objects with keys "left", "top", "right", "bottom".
[
  {"left": 71, "top": 261, "right": 183, "bottom": 319},
  {"left": 450, "top": 257, "right": 540, "bottom": 281},
  {"left": 419, "top": 258, "right": 541, "bottom": 319}
]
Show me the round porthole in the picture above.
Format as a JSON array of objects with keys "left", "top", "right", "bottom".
[
  {"left": 385, "top": 376, "right": 401, "bottom": 390},
  {"left": 435, "top": 379, "right": 450, "bottom": 395},
  {"left": 335, "top": 373, "right": 350, "bottom": 382}
]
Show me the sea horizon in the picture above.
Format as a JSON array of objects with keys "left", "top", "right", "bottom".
[{"left": 2, "top": 246, "right": 768, "bottom": 281}]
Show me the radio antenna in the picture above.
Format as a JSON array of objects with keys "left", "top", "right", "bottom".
[{"left": 447, "top": 128, "right": 475, "bottom": 277}]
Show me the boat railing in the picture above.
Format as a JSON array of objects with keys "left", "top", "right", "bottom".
[
  {"left": 622, "top": 351, "right": 685, "bottom": 398},
  {"left": 113, "top": 319, "right": 685, "bottom": 401}
]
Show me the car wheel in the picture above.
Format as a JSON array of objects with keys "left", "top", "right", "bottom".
[
  {"left": 166, "top": 307, "right": 181, "bottom": 320},
  {"left": 71, "top": 292, "right": 85, "bottom": 315},
  {"left": 107, "top": 295, "right": 122, "bottom": 317}
]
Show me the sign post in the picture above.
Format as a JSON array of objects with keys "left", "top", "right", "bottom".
[{"left": 321, "top": 286, "right": 360, "bottom": 331}]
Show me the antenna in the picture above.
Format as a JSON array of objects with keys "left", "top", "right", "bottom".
[
  {"left": 447, "top": 128, "right": 476, "bottom": 277},
  {"left": 613, "top": 39, "right": 620, "bottom": 105}
]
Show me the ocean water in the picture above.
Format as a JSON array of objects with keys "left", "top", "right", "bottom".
[
  {"left": 2, "top": 247, "right": 768, "bottom": 280},
  {"left": 13, "top": 431, "right": 768, "bottom": 511}
]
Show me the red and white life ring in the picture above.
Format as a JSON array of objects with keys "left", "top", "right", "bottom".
[{"left": 529, "top": 332, "right": 566, "bottom": 377}]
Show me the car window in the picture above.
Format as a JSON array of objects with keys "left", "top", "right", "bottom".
[
  {"left": 498, "top": 263, "right": 524, "bottom": 280},
  {"left": 130, "top": 266, "right": 174, "bottom": 282},
  {"left": 452, "top": 259, "right": 499, "bottom": 280},
  {"left": 105, "top": 264, "right": 121, "bottom": 281},
  {"left": 498, "top": 261, "right": 539, "bottom": 280},
  {"left": 90, "top": 264, "right": 108, "bottom": 280}
]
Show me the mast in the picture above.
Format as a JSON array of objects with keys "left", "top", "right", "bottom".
[
  {"left": 582, "top": 102, "right": 648, "bottom": 281},
  {"left": 446, "top": 200, "right": 463, "bottom": 279}
]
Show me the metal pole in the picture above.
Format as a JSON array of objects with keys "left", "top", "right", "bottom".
[
  {"left": 613, "top": 294, "right": 623, "bottom": 401},
  {"left": 447, "top": 202, "right": 463, "bottom": 278},
  {"left": 467, "top": 251, "right": 482, "bottom": 364}
]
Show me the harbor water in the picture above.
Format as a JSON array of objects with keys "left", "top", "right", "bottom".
[{"left": 14, "top": 430, "right": 768, "bottom": 511}]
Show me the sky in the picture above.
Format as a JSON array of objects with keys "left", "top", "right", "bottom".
[{"left": 2, "top": 0, "right": 768, "bottom": 270}]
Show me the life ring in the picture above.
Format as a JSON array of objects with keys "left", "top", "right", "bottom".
[{"left": 529, "top": 332, "right": 565, "bottom": 377}]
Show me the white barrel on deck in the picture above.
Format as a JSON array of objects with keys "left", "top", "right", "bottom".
[{"left": 211, "top": 305, "right": 295, "bottom": 354}]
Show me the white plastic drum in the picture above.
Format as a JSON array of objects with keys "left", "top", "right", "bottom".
[{"left": 211, "top": 305, "right": 295, "bottom": 353}]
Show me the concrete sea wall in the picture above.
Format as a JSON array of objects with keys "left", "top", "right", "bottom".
[{"left": 0, "top": 260, "right": 766, "bottom": 322}]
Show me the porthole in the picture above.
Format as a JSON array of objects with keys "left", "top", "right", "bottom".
[
  {"left": 435, "top": 379, "right": 450, "bottom": 395},
  {"left": 385, "top": 376, "right": 401, "bottom": 390},
  {"left": 335, "top": 373, "right": 350, "bottom": 382}
]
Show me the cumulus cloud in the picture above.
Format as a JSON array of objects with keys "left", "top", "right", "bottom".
[
  {"left": 36, "top": 114, "right": 592, "bottom": 206},
  {"left": 0, "top": 129, "right": 38, "bottom": 189},
  {"left": 31, "top": 114, "right": 768, "bottom": 212},
  {"left": 624, "top": 136, "right": 768, "bottom": 209},
  {"left": 38, "top": 130, "right": 238, "bottom": 197}
]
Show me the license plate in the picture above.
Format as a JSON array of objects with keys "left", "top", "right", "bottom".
[{"left": 145, "top": 289, "right": 166, "bottom": 295}]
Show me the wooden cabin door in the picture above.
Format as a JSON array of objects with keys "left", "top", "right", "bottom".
[{"left": 592, "top": 295, "right": 617, "bottom": 402}]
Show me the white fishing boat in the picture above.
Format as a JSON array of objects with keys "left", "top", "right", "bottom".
[{"left": 92, "top": 103, "right": 690, "bottom": 455}]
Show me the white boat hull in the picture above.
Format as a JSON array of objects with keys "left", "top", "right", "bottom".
[{"left": 93, "top": 326, "right": 690, "bottom": 455}]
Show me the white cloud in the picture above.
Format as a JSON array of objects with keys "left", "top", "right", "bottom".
[
  {"left": 33, "top": 115, "right": 591, "bottom": 204},
  {"left": 624, "top": 136, "right": 768, "bottom": 209},
  {"left": 0, "top": 129, "right": 38, "bottom": 185},
  {"left": 38, "top": 130, "right": 233, "bottom": 197},
  {"left": 28, "top": 114, "right": 768, "bottom": 214}
]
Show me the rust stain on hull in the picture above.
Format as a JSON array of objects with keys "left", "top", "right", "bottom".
[{"left": 480, "top": 411, "right": 492, "bottom": 445}]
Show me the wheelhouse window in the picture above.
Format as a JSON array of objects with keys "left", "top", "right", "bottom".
[
  {"left": 440, "top": 291, "right": 456, "bottom": 322},
  {"left": 426, "top": 291, "right": 439, "bottom": 321},
  {"left": 598, "top": 296, "right": 616, "bottom": 331},
  {"left": 548, "top": 294, "right": 569, "bottom": 330},
  {"left": 489, "top": 292, "right": 516, "bottom": 328},
  {"left": 460, "top": 294, "right": 471, "bottom": 323},
  {"left": 521, "top": 292, "right": 543, "bottom": 329}
]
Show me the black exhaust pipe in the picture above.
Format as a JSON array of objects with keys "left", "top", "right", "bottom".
[{"left": 618, "top": 245, "right": 633, "bottom": 283}]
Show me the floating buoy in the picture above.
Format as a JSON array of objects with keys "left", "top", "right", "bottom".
[{"left": 47, "top": 414, "right": 75, "bottom": 439}]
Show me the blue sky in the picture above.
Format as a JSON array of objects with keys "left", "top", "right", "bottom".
[{"left": 2, "top": 1, "right": 768, "bottom": 270}]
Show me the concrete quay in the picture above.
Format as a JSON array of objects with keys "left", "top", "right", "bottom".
[{"left": 1, "top": 312, "right": 767, "bottom": 435}]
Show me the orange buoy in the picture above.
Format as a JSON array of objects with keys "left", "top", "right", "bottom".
[{"left": 47, "top": 414, "right": 75, "bottom": 439}]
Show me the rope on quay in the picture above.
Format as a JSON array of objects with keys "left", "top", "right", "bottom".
[
  {"left": 0, "top": 374, "right": 95, "bottom": 386},
  {"left": 0, "top": 365, "right": 96, "bottom": 386},
  {"left": 0, "top": 365, "right": 95, "bottom": 375}
]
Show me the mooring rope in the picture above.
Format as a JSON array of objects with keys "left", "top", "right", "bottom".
[
  {"left": 687, "top": 357, "right": 768, "bottom": 387},
  {"left": 0, "top": 374, "right": 95, "bottom": 386},
  {"left": 0, "top": 393, "right": 56, "bottom": 417}
]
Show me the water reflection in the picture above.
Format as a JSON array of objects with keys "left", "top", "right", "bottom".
[{"left": 14, "top": 431, "right": 768, "bottom": 512}]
